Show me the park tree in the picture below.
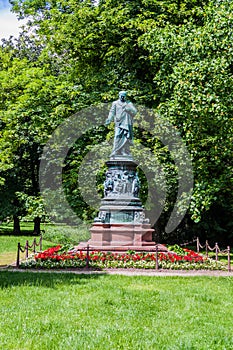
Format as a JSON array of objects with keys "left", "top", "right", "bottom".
[
  {"left": 138, "top": 0, "right": 233, "bottom": 242},
  {"left": 0, "top": 44, "right": 79, "bottom": 232},
  {"left": 9, "top": 0, "right": 209, "bottom": 103}
]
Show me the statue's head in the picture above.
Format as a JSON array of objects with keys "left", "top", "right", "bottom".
[{"left": 119, "top": 91, "right": 127, "bottom": 102}]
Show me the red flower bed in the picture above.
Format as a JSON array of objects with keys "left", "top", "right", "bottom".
[
  {"left": 35, "top": 245, "right": 62, "bottom": 260},
  {"left": 159, "top": 250, "right": 204, "bottom": 263},
  {"left": 35, "top": 246, "right": 87, "bottom": 262},
  {"left": 22, "top": 244, "right": 227, "bottom": 270},
  {"left": 34, "top": 245, "right": 205, "bottom": 264}
]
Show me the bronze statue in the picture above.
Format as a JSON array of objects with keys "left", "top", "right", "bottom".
[{"left": 105, "top": 91, "right": 137, "bottom": 157}]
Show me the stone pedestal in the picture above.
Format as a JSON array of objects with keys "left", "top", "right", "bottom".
[
  {"left": 82, "top": 157, "right": 156, "bottom": 250},
  {"left": 89, "top": 222, "right": 154, "bottom": 247}
]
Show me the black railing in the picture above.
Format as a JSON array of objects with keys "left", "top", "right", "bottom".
[{"left": 16, "top": 236, "right": 42, "bottom": 268}]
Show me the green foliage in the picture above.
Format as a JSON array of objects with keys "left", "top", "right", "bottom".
[
  {"left": 0, "top": 0, "right": 232, "bottom": 243},
  {"left": 42, "top": 223, "right": 90, "bottom": 245},
  {"left": 16, "top": 193, "right": 46, "bottom": 220},
  {"left": 167, "top": 244, "right": 186, "bottom": 255}
]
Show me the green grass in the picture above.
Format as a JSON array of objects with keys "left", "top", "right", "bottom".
[
  {"left": 0, "top": 272, "right": 232, "bottom": 350},
  {"left": 42, "top": 222, "right": 90, "bottom": 244},
  {"left": 0, "top": 222, "right": 90, "bottom": 266},
  {"left": 0, "top": 222, "right": 34, "bottom": 235},
  {"left": 0, "top": 236, "right": 55, "bottom": 266},
  {"left": 207, "top": 251, "right": 233, "bottom": 264},
  {"left": 0, "top": 222, "right": 90, "bottom": 244}
]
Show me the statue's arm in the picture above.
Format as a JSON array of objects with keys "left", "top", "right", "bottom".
[
  {"left": 125, "top": 102, "right": 137, "bottom": 116},
  {"left": 105, "top": 102, "right": 116, "bottom": 125}
]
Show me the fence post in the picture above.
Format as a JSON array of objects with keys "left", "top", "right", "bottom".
[
  {"left": 205, "top": 240, "right": 208, "bottom": 258},
  {"left": 33, "top": 238, "right": 36, "bottom": 253},
  {"left": 25, "top": 240, "right": 29, "bottom": 259},
  {"left": 215, "top": 243, "right": 218, "bottom": 262},
  {"left": 227, "top": 246, "right": 231, "bottom": 272},
  {"left": 39, "top": 234, "right": 42, "bottom": 251},
  {"left": 155, "top": 244, "right": 159, "bottom": 270},
  {"left": 16, "top": 243, "right": 20, "bottom": 268},
  {"left": 197, "top": 237, "right": 199, "bottom": 253},
  {"left": 86, "top": 245, "right": 90, "bottom": 268}
]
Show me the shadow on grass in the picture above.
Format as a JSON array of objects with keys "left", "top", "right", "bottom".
[
  {"left": 0, "top": 222, "right": 36, "bottom": 235},
  {"left": 0, "top": 229, "right": 38, "bottom": 236},
  {"left": 0, "top": 270, "right": 106, "bottom": 289}
]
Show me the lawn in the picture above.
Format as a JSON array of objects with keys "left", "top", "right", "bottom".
[
  {"left": 0, "top": 222, "right": 90, "bottom": 244},
  {"left": 0, "top": 235, "right": 54, "bottom": 266},
  {"left": 0, "top": 222, "right": 90, "bottom": 266},
  {"left": 0, "top": 222, "right": 36, "bottom": 235},
  {"left": 0, "top": 271, "right": 232, "bottom": 350}
]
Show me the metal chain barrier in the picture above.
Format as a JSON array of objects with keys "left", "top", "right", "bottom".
[
  {"left": 196, "top": 238, "right": 231, "bottom": 272},
  {"left": 16, "top": 236, "right": 231, "bottom": 272},
  {"left": 180, "top": 239, "right": 197, "bottom": 247},
  {"left": 16, "top": 235, "right": 43, "bottom": 268},
  {"left": 74, "top": 243, "right": 162, "bottom": 270},
  {"left": 68, "top": 242, "right": 232, "bottom": 271}
]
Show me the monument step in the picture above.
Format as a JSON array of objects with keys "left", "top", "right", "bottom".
[{"left": 75, "top": 243, "right": 168, "bottom": 253}]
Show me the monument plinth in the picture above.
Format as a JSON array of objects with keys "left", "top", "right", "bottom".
[{"left": 88, "top": 157, "right": 155, "bottom": 248}]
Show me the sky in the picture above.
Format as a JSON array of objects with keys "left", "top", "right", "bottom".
[{"left": 0, "top": 0, "right": 25, "bottom": 40}]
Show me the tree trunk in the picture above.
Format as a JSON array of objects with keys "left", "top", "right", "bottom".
[
  {"left": 13, "top": 216, "right": 21, "bottom": 235},
  {"left": 33, "top": 217, "right": 41, "bottom": 235}
]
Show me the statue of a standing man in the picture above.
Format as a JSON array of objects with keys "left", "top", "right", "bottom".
[{"left": 105, "top": 91, "right": 137, "bottom": 158}]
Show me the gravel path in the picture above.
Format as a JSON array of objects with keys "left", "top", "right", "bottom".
[
  {"left": 103, "top": 269, "right": 232, "bottom": 277},
  {"left": 1, "top": 267, "right": 232, "bottom": 277}
]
